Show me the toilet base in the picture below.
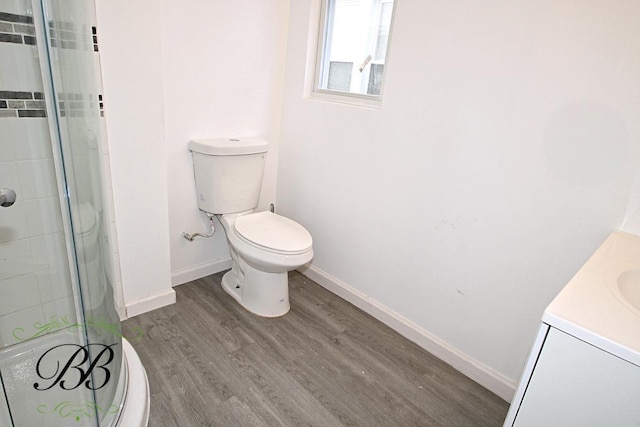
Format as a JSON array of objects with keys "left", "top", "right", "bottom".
[{"left": 221, "top": 258, "right": 290, "bottom": 317}]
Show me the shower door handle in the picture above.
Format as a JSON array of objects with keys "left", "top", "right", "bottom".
[{"left": 0, "top": 188, "right": 17, "bottom": 207}]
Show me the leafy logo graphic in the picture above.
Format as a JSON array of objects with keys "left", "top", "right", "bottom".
[
  {"left": 37, "top": 401, "right": 119, "bottom": 422},
  {"left": 12, "top": 314, "right": 143, "bottom": 342}
]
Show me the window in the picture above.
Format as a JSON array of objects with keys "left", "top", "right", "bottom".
[{"left": 315, "top": 0, "right": 395, "bottom": 100}]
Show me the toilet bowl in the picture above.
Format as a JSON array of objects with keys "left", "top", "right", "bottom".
[{"left": 219, "top": 211, "right": 313, "bottom": 317}]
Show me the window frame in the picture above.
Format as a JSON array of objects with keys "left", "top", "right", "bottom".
[{"left": 312, "top": 0, "right": 397, "bottom": 106}]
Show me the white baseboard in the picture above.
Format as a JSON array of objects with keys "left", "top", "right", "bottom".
[
  {"left": 298, "top": 264, "right": 516, "bottom": 402},
  {"left": 123, "top": 258, "right": 232, "bottom": 319},
  {"left": 125, "top": 289, "right": 176, "bottom": 319},
  {"left": 171, "top": 257, "right": 232, "bottom": 287}
]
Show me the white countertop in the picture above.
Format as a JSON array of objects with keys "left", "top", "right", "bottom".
[{"left": 543, "top": 231, "right": 640, "bottom": 367}]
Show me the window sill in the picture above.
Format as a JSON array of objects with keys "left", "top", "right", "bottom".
[{"left": 309, "top": 89, "right": 383, "bottom": 110}]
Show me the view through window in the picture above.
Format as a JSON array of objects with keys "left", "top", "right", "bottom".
[{"left": 316, "top": 0, "right": 395, "bottom": 99}]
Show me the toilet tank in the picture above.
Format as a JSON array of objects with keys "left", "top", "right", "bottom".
[{"left": 188, "top": 138, "right": 268, "bottom": 214}]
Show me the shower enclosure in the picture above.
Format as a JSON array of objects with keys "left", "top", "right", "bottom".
[{"left": 0, "top": 0, "right": 147, "bottom": 425}]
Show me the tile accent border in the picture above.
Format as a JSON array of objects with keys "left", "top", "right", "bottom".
[
  {"left": 0, "top": 11, "right": 36, "bottom": 46},
  {"left": 48, "top": 20, "right": 91, "bottom": 51},
  {"left": 92, "top": 26, "right": 99, "bottom": 52},
  {"left": 58, "top": 93, "right": 105, "bottom": 118},
  {"left": 0, "top": 10, "right": 100, "bottom": 51},
  {"left": 0, "top": 90, "right": 46, "bottom": 118},
  {"left": 0, "top": 90, "right": 106, "bottom": 119}
]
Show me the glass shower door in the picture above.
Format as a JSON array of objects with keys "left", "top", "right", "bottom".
[{"left": 0, "top": 0, "right": 125, "bottom": 425}]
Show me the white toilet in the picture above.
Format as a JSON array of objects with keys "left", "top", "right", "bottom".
[{"left": 188, "top": 137, "right": 313, "bottom": 317}]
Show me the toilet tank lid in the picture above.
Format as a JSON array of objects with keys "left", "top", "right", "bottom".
[{"left": 189, "top": 137, "right": 268, "bottom": 156}]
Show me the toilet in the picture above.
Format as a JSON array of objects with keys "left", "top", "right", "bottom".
[{"left": 188, "top": 137, "right": 313, "bottom": 317}]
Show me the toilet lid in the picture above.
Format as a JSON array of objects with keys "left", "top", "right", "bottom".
[{"left": 234, "top": 211, "right": 312, "bottom": 254}]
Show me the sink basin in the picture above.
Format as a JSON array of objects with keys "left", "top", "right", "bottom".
[
  {"left": 617, "top": 269, "right": 640, "bottom": 316},
  {"left": 543, "top": 231, "right": 640, "bottom": 367}
]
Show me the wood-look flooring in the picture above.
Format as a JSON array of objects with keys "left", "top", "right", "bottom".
[{"left": 122, "top": 271, "right": 509, "bottom": 426}]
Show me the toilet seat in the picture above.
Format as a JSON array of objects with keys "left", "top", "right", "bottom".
[{"left": 233, "top": 211, "right": 312, "bottom": 255}]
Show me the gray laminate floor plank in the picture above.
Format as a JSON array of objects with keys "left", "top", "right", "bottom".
[
  {"left": 122, "top": 270, "right": 508, "bottom": 426},
  {"left": 229, "top": 341, "right": 345, "bottom": 426}
]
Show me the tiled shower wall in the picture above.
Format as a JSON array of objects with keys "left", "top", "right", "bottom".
[{"left": 0, "top": 0, "right": 122, "bottom": 348}]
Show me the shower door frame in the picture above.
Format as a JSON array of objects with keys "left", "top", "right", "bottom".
[{"left": 0, "top": 0, "right": 126, "bottom": 425}]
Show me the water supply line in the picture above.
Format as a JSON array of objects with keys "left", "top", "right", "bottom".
[{"left": 182, "top": 213, "right": 215, "bottom": 241}]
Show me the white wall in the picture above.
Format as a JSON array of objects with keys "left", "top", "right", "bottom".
[
  {"left": 162, "top": 0, "right": 290, "bottom": 286},
  {"left": 95, "top": 0, "right": 174, "bottom": 317},
  {"left": 95, "top": 0, "right": 290, "bottom": 314},
  {"left": 278, "top": 0, "right": 640, "bottom": 399},
  {"left": 621, "top": 177, "right": 640, "bottom": 234}
]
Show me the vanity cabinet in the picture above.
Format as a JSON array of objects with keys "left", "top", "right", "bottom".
[
  {"left": 504, "top": 232, "right": 640, "bottom": 427},
  {"left": 505, "top": 325, "right": 640, "bottom": 427}
]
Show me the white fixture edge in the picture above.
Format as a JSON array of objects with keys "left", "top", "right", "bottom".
[
  {"left": 171, "top": 257, "right": 233, "bottom": 287},
  {"left": 299, "top": 264, "right": 516, "bottom": 402},
  {"left": 125, "top": 289, "right": 177, "bottom": 319},
  {"left": 117, "top": 338, "right": 150, "bottom": 426},
  {"left": 502, "top": 323, "right": 550, "bottom": 425}
]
